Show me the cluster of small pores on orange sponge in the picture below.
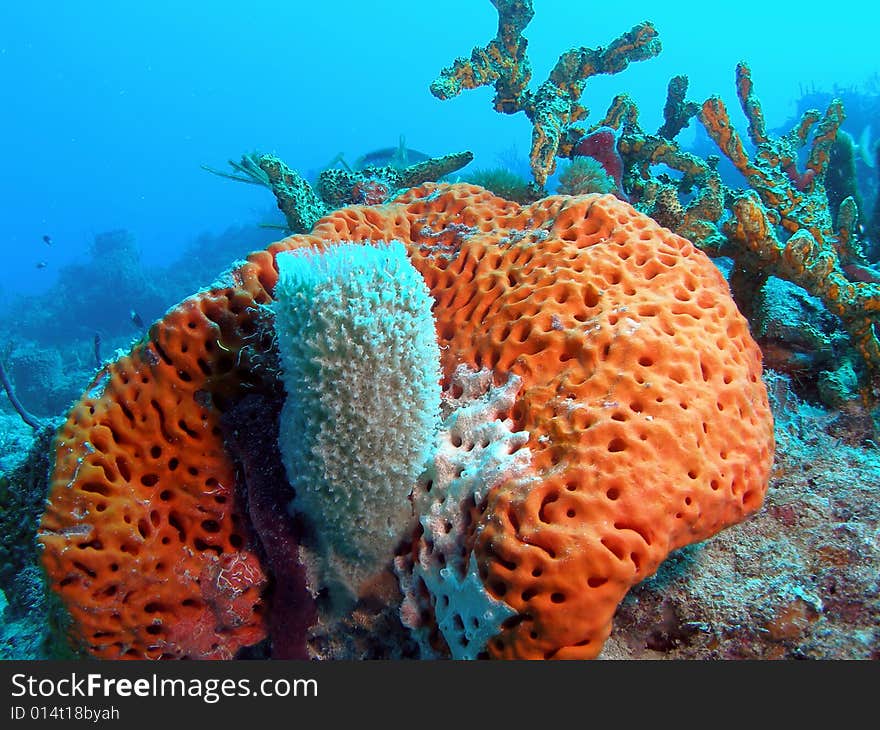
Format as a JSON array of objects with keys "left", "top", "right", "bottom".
[
  {"left": 386, "top": 185, "right": 774, "bottom": 658},
  {"left": 37, "top": 278, "right": 283, "bottom": 658},
  {"left": 38, "top": 183, "right": 773, "bottom": 659}
]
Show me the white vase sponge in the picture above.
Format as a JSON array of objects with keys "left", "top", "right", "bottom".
[{"left": 274, "top": 241, "right": 442, "bottom": 599}]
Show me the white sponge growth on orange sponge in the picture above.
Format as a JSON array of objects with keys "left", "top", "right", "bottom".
[
  {"left": 396, "top": 366, "right": 532, "bottom": 658},
  {"left": 274, "top": 241, "right": 442, "bottom": 600}
]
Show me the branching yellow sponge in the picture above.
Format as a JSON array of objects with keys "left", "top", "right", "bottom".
[{"left": 274, "top": 241, "right": 442, "bottom": 600}]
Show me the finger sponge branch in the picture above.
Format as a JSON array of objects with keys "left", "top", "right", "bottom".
[{"left": 274, "top": 242, "right": 442, "bottom": 601}]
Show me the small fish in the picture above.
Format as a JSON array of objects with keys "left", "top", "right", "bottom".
[
  {"left": 36, "top": 261, "right": 47, "bottom": 269},
  {"left": 42, "top": 234, "right": 52, "bottom": 245},
  {"left": 130, "top": 310, "right": 145, "bottom": 329},
  {"left": 93, "top": 333, "right": 102, "bottom": 368},
  {"left": 354, "top": 135, "right": 431, "bottom": 171}
]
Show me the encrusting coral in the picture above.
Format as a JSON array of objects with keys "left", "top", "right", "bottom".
[{"left": 39, "top": 183, "right": 773, "bottom": 660}]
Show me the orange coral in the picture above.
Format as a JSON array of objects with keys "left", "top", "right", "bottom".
[{"left": 40, "top": 183, "right": 773, "bottom": 660}]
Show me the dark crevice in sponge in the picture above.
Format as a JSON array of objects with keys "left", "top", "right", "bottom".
[{"left": 221, "top": 393, "right": 316, "bottom": 659}]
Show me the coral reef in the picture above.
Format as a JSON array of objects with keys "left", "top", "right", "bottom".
[
  {"left": 39, "top": 184, "right": 773, "bottom": 660},
  {"left": 696, "top": 70, "right": 880, "bottom": 395},
  {"left": 588, "top": 64, "right": 880, "bottom": 400},
  {"left": 0, "top": 224, "right": 277, "bottom": 392},
  {"left": 0, "top": 355, "right": 42, "bottom": 429},
  {"left": 701, "top": 66, "right": 851, "bottom": 257},
  {"left": 159, "top": 223, "right": 281, "bottom": 304},
  {"left": 0, "top": 423, "right": 57, "bottom": 597},
  {"left": 431, "top": 0, "right": 660, "bottom": 188},
  {"left": 826, "top": 132, "right": 864, "bottom": 229},
  {"left": 0, "top": 413, "right": 35, "bottom": 473},
  {"left": 5, "top": 0, "right": 878, "bottom": 665},
  {"left": 206, "top": 151, "right": 474, "bottom": 233},
  {"left": 791, "top": 80, "right": 880, "bottom": 245},
  {"left": 749, "top": 276, "right": 854, "bottom": 401},
  {"left": 0, "top": 419, "right": 74, "bottom": 659},
  {"left": 2, "top": 344, "right": 80, "bottom": 418},
  {"left": 657, "top": 74, "right": 700, "bottom": 141},
  {"left": 444, "top": 2, "right": 879, "bottom": 403},
  {"left": 15, "top": 230, "right": 167, "bottom": 346},
  {"left": 870, "top": 144, "right": 880, "bottom": 249}
]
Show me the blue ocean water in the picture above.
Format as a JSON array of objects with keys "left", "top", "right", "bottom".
[{"left": 0, "top": 0, "right": 877, "bottom": 300}]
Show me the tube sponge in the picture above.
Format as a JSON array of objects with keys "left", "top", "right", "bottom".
[{"left": 274, "top": 241, "right": 442, "bottom": 601}]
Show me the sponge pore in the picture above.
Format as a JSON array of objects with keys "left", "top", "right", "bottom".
[{"left": 274, "top": 241, "right": 442, "bottom": 597}]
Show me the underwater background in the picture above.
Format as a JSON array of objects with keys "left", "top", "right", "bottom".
[
  {"left": 1, "top": 0, "right": 879, "bottom": 660},
  {"left": 1, "top": 0, "right": 876, "bottom": 301}
]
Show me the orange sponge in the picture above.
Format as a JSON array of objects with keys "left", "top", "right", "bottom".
[
  {"left": 426, "top": 189, "right": 773, "bottom": 658},
  {"left": 325, "top": 184, "right": 774, "bottom": 658},
  {"left": 40, "top": 183, "right": 773, "bottom": 660},
  {"left": 38, "top": 280, "right": 280, "bottom": 658}
]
